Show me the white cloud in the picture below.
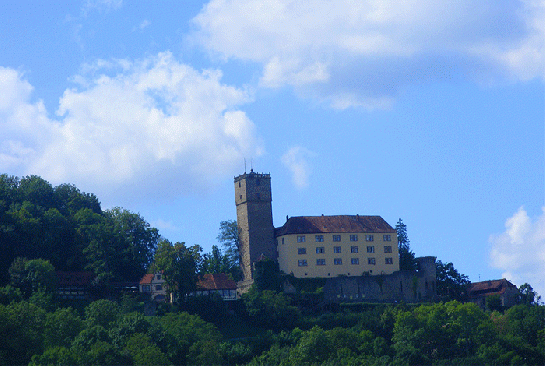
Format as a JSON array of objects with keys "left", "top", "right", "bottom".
[
  {"left": 82, "top": 0, "right": 123, "bottom": 15},
  {"left": 0, "top": 53, "right": 262, "bottom": 201},
  {"left": 489, "top": 206, "right": 545, "bottom": 298},
  {"left": 281, "top": 146, "right": 315, "bottom": 189},
  {"left": 152, "top": 218, "right": 178, "bottom": 232},
  {"left": 133, "top": 19, "right": 151, "bottom": 32},
  {"left": 192, "top": 0, "right": 545, "bottom": 109},
  {"left": 139, "top": 19, "right": 151, "bottom": 30}
]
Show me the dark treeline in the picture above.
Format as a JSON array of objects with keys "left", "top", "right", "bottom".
[
  {"left": 0, "top": 174, "right": 159, "bottom": 286},
  {"left": 1, "top": 174, "right": 545, "bottom": 365},
  {"left": 1, "top": 290, "right": 545, "bottom": 365}
]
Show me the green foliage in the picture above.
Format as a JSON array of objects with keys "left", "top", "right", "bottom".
[
  {"left": 29, "top": 346, "right": 78, "bottom": 366},
  {"left": 436, "top": 260, "right": 470, "bottom": 301},
  {"left": 155, "top": 311, "right": 222, "bottom": 365},
  {"left": 84, "top": 299, "right": 121, "bottom": 329},
  {"left": 201, "top": 244, "right": 242, "bottom": 281},
  {"left": 219, "top": 340, "right": 254, "bottom": 365},
  {"left": 243, "top": 288, "right": 301, "bottom": 330},
  {"left": 181, "top": 292, "right": 231, "bottom": 323},
  {"left": 253, "top": 258, "right": 282, "bottom": 292},
  {"left": 217, "top": 219, "right": 240, "bottom": 266},
  {"left": 518, "top": 282, "right": 540, "bottom": 305},
  {"left": 0, "top": 285, "right": 22, "bottom": 305},
  {"left": 486, "top": 294, "right": 503, "bottom": 312},
  {"left": 123, "top": 333, "right": 170, "bottom": 366},
  {"left": 9, "top": 258, "right": 57, "bottom": 299},
  {"left": 152, "top": 239, "right": 202, "bottom": 301},
  {"left": 0, "top": 301, "right": 47, "bottom": 365},
  {"left": 396, "top": 218, "right": 417, "bottom": 271},
  {"left": 105, "top": 207, "right": 159, "bottom": 281},
  {"left": 44, "top": 307, "right": 84, "bottom": 349}
]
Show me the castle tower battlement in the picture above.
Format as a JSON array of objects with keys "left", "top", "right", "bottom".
[{"left": 234, "top": 170, "right": 277, "bottom": 286}]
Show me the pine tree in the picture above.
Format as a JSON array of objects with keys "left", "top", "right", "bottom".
[{"left": 395, "top": 218, "right": 417, "bottom": 271}]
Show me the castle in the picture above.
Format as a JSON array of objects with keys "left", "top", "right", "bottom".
[{"left": 235, "top": 170, "right": 436, "bottom": 302}]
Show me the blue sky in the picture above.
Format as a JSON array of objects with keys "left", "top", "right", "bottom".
[{"left": 1, "top": 0, "right": 544, "bottom": 293}]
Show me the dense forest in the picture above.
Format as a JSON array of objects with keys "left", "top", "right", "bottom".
[{"left": 1, "top": 174, "right": 544, "bottom": 365}]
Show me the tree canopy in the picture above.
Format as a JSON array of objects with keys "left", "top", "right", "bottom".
[
  {"left": 436, "top": 260, "right": 470, "bottom": 301},
  {"left": 0, "top": 174, "right": 158, "bottom": 285},
  {"left": 395, "top": 218, "right": 417, "bottom": 271}
]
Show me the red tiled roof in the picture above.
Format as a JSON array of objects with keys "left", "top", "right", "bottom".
[
  {"left": 139, "top": 273, "right": 154, "bottom": 285},
  {"left": 56, "top": 271, "right": 95, "bottom": 287},
  {"left": 275, "top": 215, "right": 396, "bottom": 236},
  {"left": 197, "top": 273, "right": 237, "bottom": 290},
  {"left": 468, "top": 279, "right": 516, "bottom": 296}
]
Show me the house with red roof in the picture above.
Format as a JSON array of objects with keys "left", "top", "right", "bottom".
[
  {"left": 467, "top": 278, "right": 519, "bottom": 309},
  {"left": 139, "top": 272, "right": 167, "bottom": 302},
  {"left": 56, "top": 271, "right": 95, "bottom": 300},
  {"left": 191, "top": 273, "right": 238, "bottom": 301}
]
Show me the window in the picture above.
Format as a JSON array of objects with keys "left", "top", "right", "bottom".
[
  {"left": 334, "top": 258, "right": 342, "bottom": 265},
  {"left": 316, "top": 259, "right": 326, "bottom": 266},
  {"left": 316, "top": 247, "right": 325, "bottom": 254},
  {"left": 256, "top": 179, "right": 260, "bottom": 186},
  {"left": 297, "top": 235, "right": 306, "bottom": 243},
  {"left": 350, "top": 235, "right": 358, "bottom": 242},
  {"left": 334, "top": 246, "right": 341, "bottom": 253},
  {"left": 298, "top": 260, "right": 308, "bottom": 267},
  {"left": 365, "top": 235, "right": 374, "bottom": 242},
  {"left": 367, "top": 246, "right": 375, "bottom": 253},
  {"left": 281, "top": 237, "right": 285, "bottom": 245},
  {"left": 383, "top": 234, "right": 391, "bottom": 241},
  {"left": 351, "top": 258, "right": 360, "bottom": 265},
  {"left": 368, "top": 258, "right": 376, "bottom": 265},
  {"left": 333, "top": 235, "right": 341, "bottom": 242},
  {"left": 315, "top": 235, "right": 324, "bottom": 242},
  {"left": 298, "top": 247, "right": 306, "bottom": 255},
  {"left": 385, "top": 257, "right": 393, "bottom": 264},
  {"left": 142, "top": 285, "right": 151, "bottom": 292},
  {"left": 155, "top": 285, "right": 162, "bottom": 291},
  {"left": 351, "top": 246, "right": 359, "bottom": 253},
  {"left": 384, "top": 246, "right": 392, "bottom": 253},
  {"left": 156, "top": 274, "right": 161, "bottom": 280}
]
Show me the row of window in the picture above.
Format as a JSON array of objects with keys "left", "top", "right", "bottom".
[
  {"left": 142, "top": 284, "right": 163, "bottom": 292},
  {"left": 298, "top": 245, "right": 392, "bottom": 254},
  {"left": 298, "top": 257, "right": 394, "bottom": 266},
  {"left": 296, "top": 234, "right": 392, "bottom": 242}
]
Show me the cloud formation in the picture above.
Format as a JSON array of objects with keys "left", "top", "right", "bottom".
[
  {"left": 489, "top": 207, "right": 545, "bottom": 298},
  {"left": 192, "top": 0, "right": 545, "bottom": 109},
  {"left": 0, "top": 53, "right": 262, "bottom": 200},
  {"left": 281, "top": 146, "right": 315, "bottom": 189}
]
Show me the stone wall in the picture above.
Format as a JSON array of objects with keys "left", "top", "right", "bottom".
[{"left": 322, "top": 256, "right": 437, "bottom": 303}]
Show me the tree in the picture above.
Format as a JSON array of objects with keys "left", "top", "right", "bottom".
[
  {"left": 201, "top": 245, "right": 242, "bottom": 281},
  {"left": 152, "top": 240, "right": 202, "bottom": 302},
  {"left": 217, "top": 220, "right": 240, "bottom": 267},
  {"left": 243, "top": 288, "right": 301, "bottom": 330},
  {"left": 435, "top": 260, "right": 470, "bottom": 301},
  {"left": 124, "top": 333, "right": 170, "bottom": 366},
  {"left": 9, "top": 258, "right": 57, "bottom": 299},
  {"left": 85, "top": 299, "right": 121, "bottom": 329},
  {"left": 518, "top": 283, "right": 540, "bottom": 305},
  {"left": 395, "top": 218, "right": 417, "bottom": 270},
  {"left": 105, "top": 207, "right": 159, "bottom": 281},
  {"left": 253, "top": 258, "right": 281, "bottom": 292},
  {"left": 43, "top": 307, "right": 84, "bottom": 349}
]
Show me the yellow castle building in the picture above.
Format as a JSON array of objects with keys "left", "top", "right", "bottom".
[{"left": 235, "top": 170, "right": 399, "bottom": 284}]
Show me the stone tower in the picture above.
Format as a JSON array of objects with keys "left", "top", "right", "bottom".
[{"left": 234, "top": 170, "right": 277, "bottom": 287}]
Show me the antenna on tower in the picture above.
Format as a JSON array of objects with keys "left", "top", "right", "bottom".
[
  {"left": 251, "top": 159, "right": 253, "bottom": 171},
  {"left": 244, "top": 158, "right": 247, "bottom": 173}
]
